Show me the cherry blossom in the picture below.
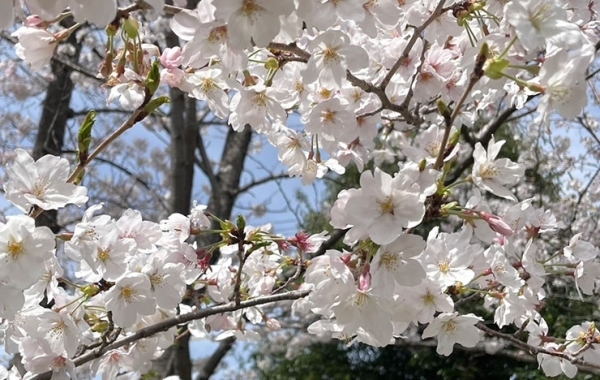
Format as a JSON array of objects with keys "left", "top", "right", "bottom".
[
  {"left": 537, "top": 343, "right": 578, "bottom": 378},
  {"left": 214, "top": 0, "right": 294, "bottom": 49},
  {"left": 104, "top": 273, "right": 156, "bottom": 327},
  {"left": 0, "top": 215, "right": 55, "bottom": 290},
  {"left": 471, "top": 137, "right": 525, "bottom": 201},
  {"left": 303, "top": 30, "right": 369, "bottom": 90},
  {"left": 343, "top": 168, "right": 426, "bottom": 245},
  {"left": 422, "top": 312, "right": 483, "bottom": 356}
]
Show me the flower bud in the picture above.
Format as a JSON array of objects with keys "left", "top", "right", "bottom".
[
  {"left": 82, "top": 284, "right": 101, "bottom": 298},
  {"left": 265, "top": 57, "right": 279, "bottom": 71},
  {"left": 24, "top": 15, "right": 44, "bottom": 28},
  {"left": 480, "top": 212, "right": 514, "bottom": 237},
  {"left": 122, "top": 17, "right": 139, "bottom": 40},
  {"left": 359, "top": 263, "right": 371, "bottom": 291}
]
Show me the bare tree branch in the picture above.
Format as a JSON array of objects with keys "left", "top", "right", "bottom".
[
  {"left": 235, "top": 173, "right": 291, "bottom": 196},
  {"left": 195, "top": 338, "right": 236, "bottom": 380},
  {"left": 378, "top": 0, "right": 447, "bottom": 90}
]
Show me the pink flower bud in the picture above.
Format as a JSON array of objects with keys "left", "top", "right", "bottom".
[
  {"left": 160, "top": 47, "right": 183, "bottom": 69},
  {"left": 160, "top": 67, "right": 185, "bottom": 87},
  {"left": 359, "top": 263, "right": 372, "bottom": 291},
  {"left": 480, "top": 212, "right": 514, "bottom": 237},
  {"left": 24, "top": 15, "right": 44, "bottom": 27}
]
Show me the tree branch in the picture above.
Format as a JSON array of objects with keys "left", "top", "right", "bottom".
[
  {"left": 234, "top": 173, "right": 292, "bottom": 196},
  {"left": 30, "top": 290, "right": 310, "bottom": 380},
  {"left": 195, "top": 338, "right": 236, "bottom": 380},
  {"left": 308, "top": 228, "right": 348, "bottom": 259},
  {"left": 476, "top": 322, "right": 600, "bottom": 371},
  {"left": 378, "top": 0, "right": 447, "bottom": 90}
]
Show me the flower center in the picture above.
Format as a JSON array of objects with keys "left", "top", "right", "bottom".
[
  {"left": 378, "top": 197, "right": 395, "bottom": 215},
  {"left": 438, "top": 259, "right": 451, "bottom": 274},
  {"left": 241, "top": 0, "right": 261, "bottom": 18},
  {"left": 479, "top": 163, "right": 498, "bottom": 179},
  {"left": 121, "top": 287, "right": 136, "bottom": 302},
  {"left": 426, "top": 141, "right": 441, "bottom": 157},
  {"left": 49, "top": 320, "right": 66, "bottom": 339},
  {"left": 323, "top": 48, "right": 341, "bottom": 63},
  {"left": 150, "top": 274, "right": 164, "bottom": 288},
  {"left": 493, "top": 262, "right": 506, "bottom": 274},
  {"left": 443, "top": 320, "right": 458, "bottom": 334},
  {"left": 201, "top": 78, "right": 216, "bottom": 92},
  {"left": 319, "top": 88, "right": 332, "bottom": 99},
  {"left": 322, "top": 110, "right": 337, "bottom": 124},
  {"left": 7, "top": 240, "right": 24, "bottom": 259},
  {"left": 422, "top": 291, "right": 435, "bottom": 305},
  {"left": 550, "top": 86, "right": 571, "bottom": 104},
  {"left": 208, "top": 26, "right": 227, "bottom": 43},
  {"left": 381, "top": 252, "right": 399, "bottom": 271},
  {"left": 353, "top": 291, "right": 368, "bottom": 307},
  {"left": 97, "top": 247, "right": 110, "bottom": 261},
  {"left": 52, "top": 356, "right": 67, "bottom": 370},
  {"left": 529, "top": 4, "right": 553, "bottom": 31},
  {"left": 33, "top": 181, "right": 47, "bottom": 198},
  {"left": 253, "top": 92, "right": 267, "bottom": 107}
]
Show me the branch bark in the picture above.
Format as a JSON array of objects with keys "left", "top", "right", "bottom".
[{"left": 195, "top": 338, "right": 236, "bottom": 380}]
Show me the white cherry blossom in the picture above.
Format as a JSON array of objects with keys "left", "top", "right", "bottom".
[
  {"left": 105, "top": 273, "right": 156, "bottom": 327},
  {"left": 303, "top": 30, "right": 368, "bottom": 90},
  {"left": 472, "top": 137, "right": 525, "bottom": 201},
  {"left": 422, "top": 312, "right": 483, "bottom": 356},
  {"left": 4, "top": 149, "right": 88, "bottom": 212},
  {"left": 343, "top": 168, "right": 426, "bottom": 245}
]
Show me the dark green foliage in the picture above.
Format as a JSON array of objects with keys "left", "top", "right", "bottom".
[{"left": 253, "top": 340, "right": 588, "bottom": 380}]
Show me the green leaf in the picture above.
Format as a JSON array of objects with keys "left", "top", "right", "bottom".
[
  {"left": 145, "top": 60, "right": 161, "bottom": 96},
  {"left": 77, "top": 111, "right": 96, "bottom": 164},
  {"left": 143, "top": 95, "right": 170, "bottom": 115}
]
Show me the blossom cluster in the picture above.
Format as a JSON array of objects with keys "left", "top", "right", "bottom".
[{"left": 0, "top": 0, "right": 599, "bottom": 379}]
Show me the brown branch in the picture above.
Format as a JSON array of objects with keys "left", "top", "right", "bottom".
[
  {"left": 196, "top": 129, "right": 219, "bottom": 191},
  {"left": 444, "top": 104, "right": 518, "bottom": 185},
  {"left": 433, "top": 44, "right": 486, "bottom": 170},
  {"left": 234, "top": 173, "right": 292, "bottom": 196},
  {"left": 396, "top": 336, "right": 600, "bottom": 375},
  {"left": 266, "top": 42, "right": 421, "bottom": 125},
  {"left": 378, "top": 0, "right": 448, "bottom": 90},
  {"left": 476, "top": 322, "right": 600, "bottom": 370},
  {"left": 30, "top": 290, "right": 310, "bottom": 380},
  {"left": 195, "top": 337, "right": 236, "bottom": 380},
  {"left": 307, "top": 228, "right": 348, "bottom": 260}
]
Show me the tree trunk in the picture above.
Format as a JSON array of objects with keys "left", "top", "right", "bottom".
[
  {"left": 33, "top": 18, "right": 81, "bottom": 232},
  {"left": 151, "top": 28, "right": 199, "bottom": 380}
]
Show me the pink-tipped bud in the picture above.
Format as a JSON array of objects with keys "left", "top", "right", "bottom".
[
  {"left": 24, "top": 15, "right": 44, "bottom": 27},
  {"left": 160, "top": 47, "right": 183, "bottom": 69},
  {"left": 359, "top": 263, "right": 372, "bottom": 291},
  {"left": 480, "top": 212, "right": 514, "bottom": 237}
]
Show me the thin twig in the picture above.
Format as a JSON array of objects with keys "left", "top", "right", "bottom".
[{"left": 378, "top": 0, "right": 447, "bottom": 90}]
